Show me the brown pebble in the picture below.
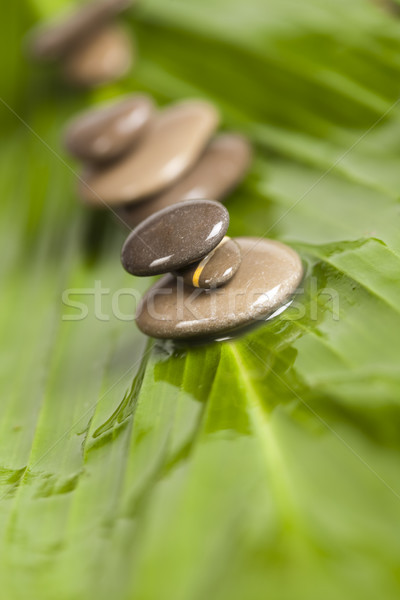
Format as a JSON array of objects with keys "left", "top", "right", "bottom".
[
  {"left": 79, "top": 100, "right": 219, "bottom": 205},
  {"left": 62, "top": 24, "right": 133, "bottom": 88},
  {"left": 136, "top": 238, "right": 303, "bottom": 339},
  {"left": 121, "top": 199, "right": 229, "bottom": 276},
  {"left": 64, "top": 95, "right": 154, "bottom": 163},
  {"left": 29, "top": 0, "right": 133, "bottom": 61},
  {"left": 117, "top": 134, "right": 252, "bottom": 228},
  {"left": 176, "top": 237, "right": 241, "bottom": 289}
]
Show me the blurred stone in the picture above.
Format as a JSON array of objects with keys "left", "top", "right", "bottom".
[
  {"left": 62, "top": 24, "right": 133, "bottom": 88},
  {"left": 64, "top": 94, "right": 154, "bottom": 163},
  {"left": 80, "top": 100, "right": 219, "bottom": 205},
  {"left": 28, "top": 0, "right": 133, "bottom": 61},
  {"left": 117, "top": 133, "right": 252, "bottom": 227}
]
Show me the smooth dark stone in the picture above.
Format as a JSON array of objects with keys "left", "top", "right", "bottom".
[
  {"left": 121, "top": 199, "right": 229, "bottom": 276},
  {"left": 62, "top": 24, "right": 133, "bottom": 88},
  {"left": 135, "top": 237, "right": 303, "bottom": 339},
  {"left": 79, "top": 100, "right": 219, "bottom": 206},
  {"left": 64, "top": 94, "right": 154, "bottom": 163},
  {"left": 176, "top": 237, "right": 241, "bottom": 289},
  {"left": 28, "top": 0, "right": 133, "bottom": 61},
  {"left": 117, "top": 134, "right": 252, "bottom": 228}
]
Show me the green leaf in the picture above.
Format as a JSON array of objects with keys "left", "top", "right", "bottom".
[{"left": 1, "top": 0, "right": 400, "bottom": 598}]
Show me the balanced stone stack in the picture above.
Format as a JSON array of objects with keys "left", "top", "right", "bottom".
[
  {"left": 30, "top": 0, "right": 303, "bottom": 341},
  {"left": 28, "top": 0, "right": 134, "bottom": 87},
  {"left": 120, "top": 200, "right": 303, "bottom": 339},
  {"left": 63, "top": 92, "right": 302, "bottom": 340}
]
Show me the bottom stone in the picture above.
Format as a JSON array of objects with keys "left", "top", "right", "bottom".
[{"left": 135, "top": 237, "right": 303, "bottom": 340}]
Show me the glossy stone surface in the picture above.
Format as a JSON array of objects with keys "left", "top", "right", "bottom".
[
  {"left": 29, "top": 0, "right": 132, "bottom": 61},
  {"left": 117, "top": 134, "right": 252, "bottom": 228},
  {"left": 176, "top": 237, "right": 241, "bottom": 289},
  {"left": 80, "top": 100, "right": 219, "bottom": 205},
  {"left": 121, "top": 199, "right": 229, "bottom": 276},
  {"left": 64, "top": 95, "right": 154, "bottom": 163},
  {"left": 62, "top": 24, "right": 132, "bottom": 87},
  {"left": 136, "top": 237, "right": 303, "bottom": 339}
]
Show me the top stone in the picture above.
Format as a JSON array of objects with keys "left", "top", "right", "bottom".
[
  {"left": 79, "top": 100, "right": 219, "bottom": 206},
  {"left": 29, "top": 0, "right": 133, "bottom": 61},
  {"left": 64, "top": 94, "right": 153, "bottom": 162},
  {"left": 121, "top": 199, "right": 229, "bottom": 276}
]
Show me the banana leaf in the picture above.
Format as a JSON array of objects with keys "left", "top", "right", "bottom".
[{"left": 1, "top": 0, "right": 400, "bottom": 598}]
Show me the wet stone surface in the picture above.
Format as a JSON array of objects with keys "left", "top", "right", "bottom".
[
  {"left": 136, "top": 237, "right": 303, "bottom": 339},
  {"left": 121, "top": 199, "right": 229, "bottom": 277},
  {"left": 176, "top": 237, "right": 241, "bottom": 289}
]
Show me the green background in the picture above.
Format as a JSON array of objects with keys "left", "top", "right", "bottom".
[{"left": 2, "top": 0, "right": 400, "bottom": 598}]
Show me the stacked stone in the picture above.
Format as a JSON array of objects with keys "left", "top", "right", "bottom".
[
  {"left": 29, "top": 0, "right": 303, "bottom": 341},
  {"left": 28, "top": 0, "right": 134, "bottom": 87},
  {"left": 63, "top": 94, "right": 302, "bottom": 339}
]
